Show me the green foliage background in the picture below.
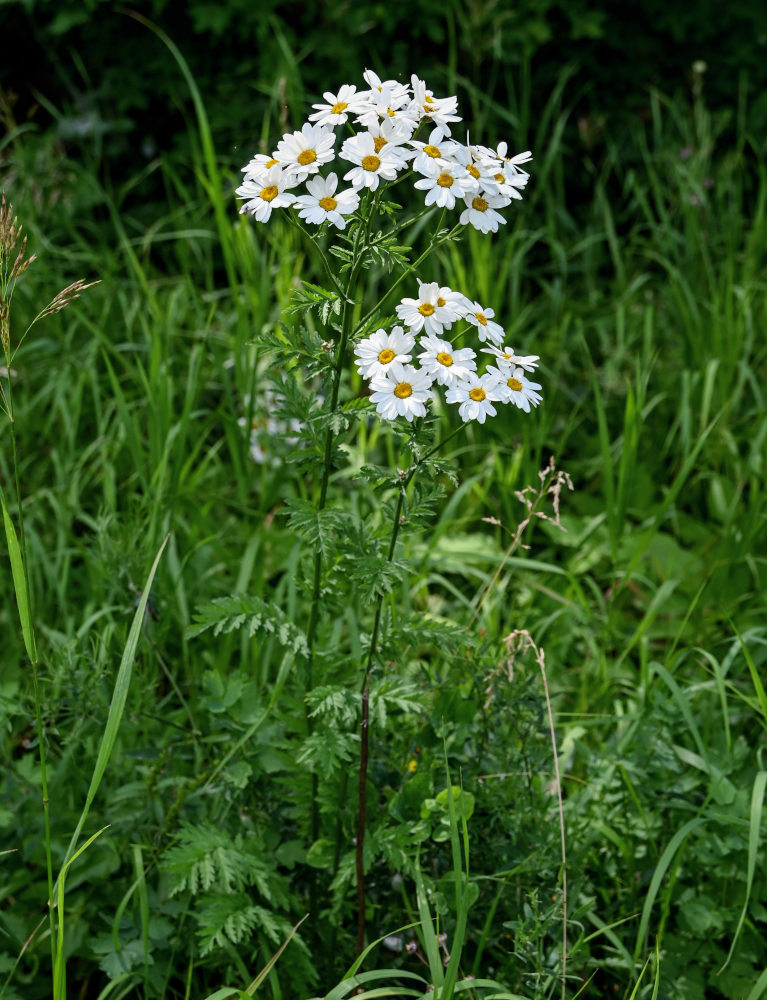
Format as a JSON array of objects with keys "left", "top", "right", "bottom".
[{"left": 1, "top": 2, "right": 767, "bottom": 999}]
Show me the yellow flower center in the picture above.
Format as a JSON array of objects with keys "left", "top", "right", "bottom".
[
  {"left": 467, "top": 164, "right": 480, "bottom": 179},
  {"left": 437, "top": 297, "right": 446, "bottom": 306},
  {"left": 472, "top": 196, "right": 488, "bottom": 212},
  {"left": 437, "top": 173, "right": 453, "bottom": 188},
  {"left": 423, "top": 144, "right": 441, "bottom": 158},
  {"left": 297, "top": 149, "right": 317, "bottom": 166},
  {"left": 331, "top": 101, "right": 348, "bottom": 114},
  {"left": 373, "top": 136, "right": 387, "bottom": 153},
  {"left": 436, "top": 352, "right": 453, "bottom": 367},
  {"left": 266, "top": 158, "right": 279, "bottom": 168},
  {"left": 362, "top": 154, "right": 381, "bottom": 171},
  {"left": 386, "top": 108, "right": 396, "bottom": 117},
  {"left": 507, "top": 377, "right": 523, "bottom": 391},
  {"left": 418, "top": 303, "right": 435, "bottom": 316},
  {"left": 475, "top": 312, "right": 487, "bottom": 325},
  {"left": 319, "top": 196, "right": 338, "bottom": 211},
  {"left": 494, "top": 172, "right": 505, "bottom": 183},
  {"left": 394, "top": 382, "right": 413, "bottom": 399},
  {"left": 260, "top": 185, "right": 279, "bottom": 202},
  {"left": 469, "top": 387, "right": 486, "bottom": 402},
  {"left": 378, "top": 348, "right": 396, "bottom": 364}
]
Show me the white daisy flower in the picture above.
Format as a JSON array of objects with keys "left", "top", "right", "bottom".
[
  {"left": 354, "top": 85, "right": 418, "bottom": 139},
  {"left": 496, "top": 143, "right": 533, "bottom": 173},
  {"left": 409, "top": 75, "right": 461, "bottom": 132},
  {"left": 417, "top": 335, "right": 477, "bottom": 387},
  {"left": 275, "top": 123, "right": 336, "bottom": 182},
  {"left": 413, "top": 159, "right": 475, "bottom": 209},
  {"left": 308, "top": 84, "right": 368, "bottom": 127},
  {"left": 241, "top": 152, "right": 281, "bottom": 181},
  {"left": 292, "top": 172, "right": 360, "bottom": 229},
  {"left": 445, "top": 373, "right": 502, "bottom": 423},
  {"left": 236, "top": 165, "right": 298, "bottom": 222},
  {"left": 459, "top": 192, "right": 509, "bottom": 234},
  {"left": 361, "top": 69, "right": 411, "bottom": 107},
  {"left": 364, "top": 119, "right": 412, "bottom": 167},
  {"left": 396, "top": 280, "right": 464, "bottom": 336},
  {"left": 452, "top": 144, "right": 499, "bottom": 196},
  {"left": 340, "top": 132, "right": 404, "bottom": 190},
  {"left": 409, "top": 126, "right": 458, "bottom": 175},
  {"left": 464, "top": 301, "right": 505, "bottom": 344},
  {"left": 486, "top": 161, "right": 529, "bottom": 201},
  {"left": 369, "top": 362, "right": 433, "bottom": 422},
  {"left": 482, "top": 344, "right": 540, "bottom": 372},
  {"left": 354, "top": 326, "right": 414, "bottom": 380},
  {"left": 485, "top": 365, "right": 543, "bottom": 412}
]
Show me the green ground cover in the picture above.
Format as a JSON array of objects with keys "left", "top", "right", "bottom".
[{"left": 1, "top": 32, "right": 766, "bottom": 1000}]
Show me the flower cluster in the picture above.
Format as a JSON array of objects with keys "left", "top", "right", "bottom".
[
  {"left": 356, "top": 281, "right": 542, "bottom": 423},
  {"left": 236, "top": 70, "right": 531, "bottom": 233},
  {"left": 238, "top": 389, "right": 304, "bottom": 465}
]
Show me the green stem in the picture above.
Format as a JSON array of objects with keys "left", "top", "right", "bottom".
[
  {"left": 354, "top": 420, "right": 464, "bottom": 955},
  {"left": 353, "top": 220, "right": 460, "bottom": 338}
]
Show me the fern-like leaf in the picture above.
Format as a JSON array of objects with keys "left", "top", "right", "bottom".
[{"left": 186, "top": 594, "right": 308, "bottom": 654}]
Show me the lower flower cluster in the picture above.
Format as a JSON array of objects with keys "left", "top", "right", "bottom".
[{"left": 356, "top": 280, "right": 541, "bottom": 423}]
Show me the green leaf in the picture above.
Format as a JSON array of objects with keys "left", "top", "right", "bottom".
[
  {"left": 0, "top": 485, "right": 37, "bottom": 662},
  {"left": 283, "top": 499, "right": 351, "bottom": 560},
  {"left": 187, "top": 594, "right": 308, "bottom": 655}
]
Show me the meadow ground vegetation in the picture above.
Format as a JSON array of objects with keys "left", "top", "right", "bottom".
[{"left": 1, "top": 27, "right": 766, "bottom": 1000}]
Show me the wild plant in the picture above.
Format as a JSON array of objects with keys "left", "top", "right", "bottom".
[
  {"left": 1, "top": 195, "right": 168, "bottom": 1000},
  {"left": 187, "top": 70, "right": 552, "bottom": 988}
]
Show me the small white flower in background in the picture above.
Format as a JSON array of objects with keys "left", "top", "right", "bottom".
[
  {"left": 485, "top": 364, "right": 543, "bottom": 412},
  {"left": 459, "top": 191, "right": 509, "bottom": 234},
  {"left": 409, "top": 125, "right": 458, "bottom": 175},
  {"left": 413, "top": 160, "right": 475, "bottom": 209},
  {"left": 464, "top": 300, "right": 505, "bottom": 344},
  {"left": 309, "top": 84, "right": 368, "bottom": 127},
  {"left": 275, "top": 123, "right": 336, "bottom": 182},
  {"left": 236, "top": 165, "right": 298, "bottom": 222},
  {"left": 341, "top": 132, "right": 405, "bottom": 190},
  {"left": 482, "top": 344, "right": 540, "bottom": 372},
  {"left": 409, "top": 75, "right": 461, "bottom": 132},
  {"left": 417, "top": 335, "right": 477, "bottom": 387},
  {"left": 354, "top": 326, "right": 414, "bottom": 379},
  {"left": 369, "top": 362, "right": 433, "bottom": 421},
  {"left": 293, "top": 173, "right": 360, "bottom": 229},
  {"left": 445, "top": 373, "right": 502, "bottom": 424},
  {"left": 396, "top": 280, "right": 464, "bottom": 336}
]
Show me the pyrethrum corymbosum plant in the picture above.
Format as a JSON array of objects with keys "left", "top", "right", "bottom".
[{"left": 186, "top": 69, "right": 559, "bottom": 993}]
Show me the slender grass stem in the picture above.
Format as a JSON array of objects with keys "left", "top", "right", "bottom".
[{"left": 4, "top": 371, "right": 56, "bottom": 978}]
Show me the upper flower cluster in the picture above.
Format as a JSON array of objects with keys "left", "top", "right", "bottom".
[
  {"left": 236, "top": 70, "right": 531, "bottom": 234},
  {"left": 356, "top": 280, "right": 541, "bottom": 424}
]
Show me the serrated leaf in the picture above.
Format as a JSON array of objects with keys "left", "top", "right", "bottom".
[
  {"left": 296, "top": 730, "right": 358, "bottom": 777},
  {"left": 283, "top": 498, "right": 351, "bottom": 560},
  {"left": 187, "top": 594, "right": 307, "bottom": 654},
  {"left": 285, "top": 281, "right": 343, "bottom": 319}
]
